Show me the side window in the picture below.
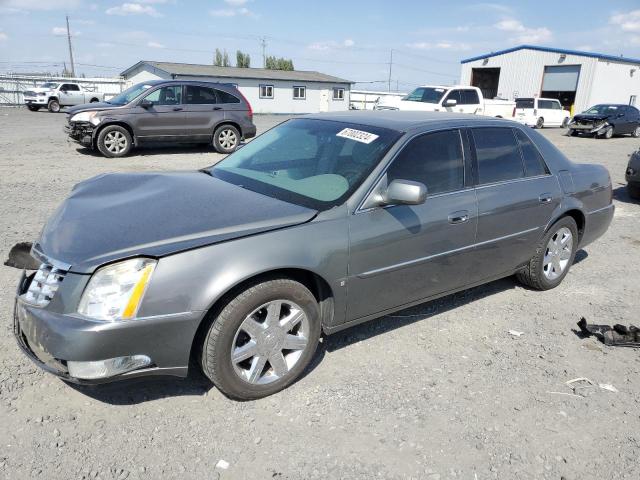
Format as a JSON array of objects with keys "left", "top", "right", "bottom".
[
  {"left": 333, "top": 88, "right": 345, "bottom": 100},
  {"left": 216, "top": 89, "right": 240, "bottom": 103},
  {"left": 65, "top": 84, "right": 80, "bottom": 91},
  {"left": 472, "top": 127, "right": 524, "bottom": 184},
  {"left": 539, "top": 100, "right": 553, "bottom": 110},
  {"left": 444, "top": 89, "right": 462, "bottom": 105},
  {"left": 460, "top": 89, "right": 480, "bottom": 105},
  {"left": 552, "top": 101, "right": 562, "bottom": 110},
  {"left": 142, "top": 85, "right": 182, "bottom": 105},
  {"left": 184, "top": 85, "right": 217, "bottom": 104},
  {"left": 386, "top": 130, "right": 465, "bottom": 195},
  {"left": 515, "top": 129, "right": 548, "bottom": 177}
]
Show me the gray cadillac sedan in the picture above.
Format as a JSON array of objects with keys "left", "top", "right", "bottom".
[{"left": 14, "top": 111, "right": 614, "bottom": 400}]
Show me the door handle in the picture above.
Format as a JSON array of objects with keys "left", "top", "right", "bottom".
[
  {"left": 448, "top": 210, "right": 469, "bottom": 224},
  {"left": 172, "top": 107, "right": 183, "bottom": 111},
  {"left": 539, "top": 193, "right": 553, "bottom": 203},
  {"left": 213, "top": 106, "right": 222, "bottom": 110}
]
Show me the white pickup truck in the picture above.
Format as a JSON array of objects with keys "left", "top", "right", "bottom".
[
  {"left": 23, "top": 82, "right": 105, "bottom": 113},
  {"left": 375, "top": 85, "right": 515, "bottom": 118}
]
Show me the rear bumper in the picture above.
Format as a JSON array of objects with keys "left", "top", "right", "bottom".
[
  {"left": 13, "top": 274, "right": 203, "bottom": 384},
  {"left": 243, "top": 123, "right": 257, "bottom": 139},
  {"left": 580, "top": 203, "right": 615, "bottom": 248}
]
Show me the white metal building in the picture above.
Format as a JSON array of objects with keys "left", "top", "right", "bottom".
[
  {"left": 121, "top": 61, "right": 352, "bottom": 114},
  {"left": 459, "top": 45, "right": 640, "bottom": 114}
]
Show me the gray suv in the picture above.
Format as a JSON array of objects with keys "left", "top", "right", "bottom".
[
  {"left": 14, "top": 112, "right": 613, "bottom": 400},
  {"left": 65, "top": 80, "right": 256, "bottom": 157}
]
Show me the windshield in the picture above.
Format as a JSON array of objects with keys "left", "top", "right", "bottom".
[
  {"left": 40, "top": 82, "right": 59, "bottom": 89},
  {"left": 585, "top": 105, "right": 620, "bottom": 115},
  {"left": 516, "top": 99, "right": 535, "bottom": 109},
  {"left": 402, "top": 87, "right": 446, "bottom": 104},
  {"left": 108, "top": 82, "right": 156, "bottom": 105},
  {"left": 209, "top": 118, "right": 402, "bottom": 210}
]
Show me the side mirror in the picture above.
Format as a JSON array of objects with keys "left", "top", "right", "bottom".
[
  {"left": 383, "top": 179, "right": 427, "bottom": 206},
  {"left": 139, "top": 99, "right": 153, "bottom": 109},
  {"left": 444, "top": 98, "right": 457, "bottom": 107}
]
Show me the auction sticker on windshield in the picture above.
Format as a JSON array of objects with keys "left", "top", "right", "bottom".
[{"left": 336, "top": 128, "right": 379, "bottom": 144}]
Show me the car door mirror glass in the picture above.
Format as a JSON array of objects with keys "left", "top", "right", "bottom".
[
  {"left": 383, "top": 179, "right": 427, "bottom": 206},
  {"left": 139, "top": 99, "right": 153, "bottom": 109}
]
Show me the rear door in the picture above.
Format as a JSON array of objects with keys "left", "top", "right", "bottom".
[
  {"left": 460, "top": 89, "right": 482, "bottom": 114},
  {"left": 182, "top": 84, "right": 225, "bottom": 141},
  {"left": 471, "top": 127, "right": 561, "bottom": 278},
  {"left": 132, "top": 84, "right": 186, "bottom": 140},
  {"left": 347, "top": 128, "right": 478, "bottom": 320}
]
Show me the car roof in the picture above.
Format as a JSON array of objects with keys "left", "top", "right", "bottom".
[{"left": 303, "top": 110, "right": 517, "bottom": 132}]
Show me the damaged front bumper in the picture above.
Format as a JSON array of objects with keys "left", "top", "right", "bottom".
[
  {"left": 568, "top": 120, "right": 610, "bottom": 135},
  {"left": 64, "top": 121, "right": 95, "bottom": 148}
]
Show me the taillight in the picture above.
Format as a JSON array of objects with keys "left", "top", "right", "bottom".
[{"left": 236, "top": 89, "right": 252, "bottom": 120}]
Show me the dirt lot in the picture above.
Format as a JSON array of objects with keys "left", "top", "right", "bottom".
[{"left": 0, "top": 107, "right": 639, "bottom": 480}]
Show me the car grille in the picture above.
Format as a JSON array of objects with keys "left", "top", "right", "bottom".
[
  {"left": 23, "top": 91, "right": 37, "bottom": 97},
  {"left": 22, "top": 263, "right": 67, "bottom": 307}
]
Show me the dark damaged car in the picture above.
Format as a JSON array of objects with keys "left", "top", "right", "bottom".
[
  {"left": 568, "top": 104, "right": 640, "bottom": 139},
  {"left": 13, "top": 112, "right": 614, "bottom": 400},
  {"left": 65, "top": 80, "right": 256, "bottom": 157}
]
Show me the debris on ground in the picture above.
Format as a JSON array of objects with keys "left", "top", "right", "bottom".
[
  {"left": 4, "top": 241, "right": 40, "bottom": 270},
  {"left": 566, "top": 377, "right": 596, "bottom": 396},
  {"left": 598, "top": 383, "right": 619, "bottom": 393},
  {"left": 508, "top": 330, "right": 524, "bottom": 337},
  {"left": 216, "top": 460, "right": 230, "bottom": 470},
  {"left": 577, "top": 317, "right": 640, "bottom": 348}
]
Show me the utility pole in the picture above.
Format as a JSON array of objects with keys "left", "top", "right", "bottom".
[
  {"left": 388, "top": 49, "right": 393, "bottom": 92},
  {"left": 260, "top": 37, "right": 267, "bottom": 68},
  {"left": 66, "top": 15, "right": 75, "bottom": 77}
]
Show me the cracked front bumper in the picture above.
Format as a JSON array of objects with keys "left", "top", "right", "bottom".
[{"left": 64, "top": 122, "right": 95, "bottom": 147}]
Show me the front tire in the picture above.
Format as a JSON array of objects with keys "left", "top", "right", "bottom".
[
  {"left": 96, "top": 125, "right": 132, "bottom": 158},
  {"left": 628, "top": 183, "right": 640, "bottom": 200},
  {"left": 47, "top": 99, "right": 60, "bottom": 113},
  {"left": 200, "top": 278, "right": 321, "bottom": 400},
  {"left": 632, "top": 125, "right": 640, "bottom": 138},
  {"left": 213, "top": 124, "right": 240, "bottom": 154},
  {"left": 517, "top": 216, "right": 578, "bottom": 291},
  {"left": 27, "top": 105, "right": 40, "bottom": 112},
  {"left": 600, "top": 126, "right": 614, "bottom": 139}
]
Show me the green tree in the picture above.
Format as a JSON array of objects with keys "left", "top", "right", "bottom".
[
  {"left": 236, "top": 50, "right": 250, "bottom": 68},
  {"left": 222, "top": 49, "right": 230, "bottom": 67},
  {"left": 214, "top": 48, "right": 223, "bottom": 66},
  {"left": 265, "top": 55, "right": 293, "bottom": 71}
]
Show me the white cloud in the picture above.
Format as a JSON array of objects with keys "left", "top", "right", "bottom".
[
  {"left": 106, "top": 3, "right": 162, "bottom": 17},
  {"left": 147, "top": 41, "right": 164, "bottom": 48},
  {"left": 610, "top": 10, "right": 640, "bottom": 32},
  {"left": 210, "top": 6, "right": 256, "bottom": 17},
  {"left": 308, "top": 39, "right": 356, "bottom": 51},
  {"left": 224, "top": 0, "right": 248, "bottom": 5},
  {"left": 344, "top": 39, "right": 355, "bottom": 47},
  {"left": 51, "top": 26, "right": 80, "bottom": 36},
  {"left": 495, "top": 18, "right": 552, "bottom": 43},
  {"left": 406, "top": 41, "right": 471, "bottom": 51},
  {"left": 0, "top": 31, "right": 7, "bottom": 41}
]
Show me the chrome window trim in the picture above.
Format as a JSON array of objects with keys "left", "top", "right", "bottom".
[{"left": 474, "top": 173, "right": 553, "bottom": 190}]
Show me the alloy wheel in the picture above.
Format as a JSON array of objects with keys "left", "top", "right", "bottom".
[
  {"left": 218, "top": 129, "right": 238, "bottom": 150},
  {"left": 543, "top": 227, "right": 573, "bottom": 281},
  {"left": 231, "top": 300, "right": 310, "bottom": 385},
  {"left": 104, "top": 131, "right": 128, "bottom": 154}
]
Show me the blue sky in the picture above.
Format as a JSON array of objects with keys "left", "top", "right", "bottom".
[{"left": 1, "top": 0, "right": 640, "bottom": 91}]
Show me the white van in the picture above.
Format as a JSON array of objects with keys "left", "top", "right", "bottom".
[{"left": 514, "top": 98, "right": 571, "bottom": 128}]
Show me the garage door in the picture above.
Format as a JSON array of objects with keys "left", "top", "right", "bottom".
[{"left": 541, "top": 65, "right": 581, "bottom": 92}]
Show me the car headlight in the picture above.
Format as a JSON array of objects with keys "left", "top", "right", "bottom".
[
  {"left": 38, "top": 92, "right": 47, "bottom": 96},
  {"left": 78, "top": 258, "right": 157, "bottom": 322},
  {"left": 70, "top": 111, "right": 102, "bottom": 126}
]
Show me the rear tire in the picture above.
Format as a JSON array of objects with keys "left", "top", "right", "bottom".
[
  {"left": 535, "top": 117, "right": 544, "bottom": 129},
  {"left": 632, "top": 125, "right": 640, "bottom": 138},
  {"left": 96, "top": 125, "right": 132, "bottom": 158},
  {"left": 517, "top": 216, "right": 578, "bottom": 291},
  {"left": 47, "top": 99, "right": 60, "bottom": 113},
  {"left": 200, "top": 278, "right": 321, "bottom": 400},
  {"left": 628, "top": 183, "right": 640, "bottom": 200},
  {"left": 213, "top": 124, "right": 241, "bottom": 154}
]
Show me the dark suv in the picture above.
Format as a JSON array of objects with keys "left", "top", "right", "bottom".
[{"left": 65, "top": 80, "right": 256, "bottom": 158}]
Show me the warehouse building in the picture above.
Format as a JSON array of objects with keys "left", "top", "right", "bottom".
[
  {"left": 460, "top": 45, "right": 640, "bottom": 114},
  {"left": 121, "top": 61, "right": 352, "bottom": 114}
]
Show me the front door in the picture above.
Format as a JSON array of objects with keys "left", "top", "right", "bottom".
[
  {"left": 182, "top": 84, "right": 226, "bottom": 141},
  {"left": 347, "top": 129, "right": 478, "bottom": 320},
  {"left": 133, "top": 84, "right": 186, "bottom": 140},
  {"left": 60, "top": 84, "right": 83, "bottom": 105},
  {"left": 471, "top": 127, "right": 562, "bottom": 278}
]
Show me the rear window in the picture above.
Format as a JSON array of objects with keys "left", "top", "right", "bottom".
[
  {"left": 515, "top": 130, "right": 548, "bottom": 177},
  {"left": 472, "top": 128, "right": 524, "bottom": 184},
  {"left": 516, "top": 99, "right": 535, "bottom": 109}
]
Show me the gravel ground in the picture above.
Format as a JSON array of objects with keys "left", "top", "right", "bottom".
[{"left": 1, "top": 107, "right": 639, "bottom": 480}]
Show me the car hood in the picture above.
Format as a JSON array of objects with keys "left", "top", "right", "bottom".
[
  {"left": 67, "top": 102, "right": 121, "bottom": 115},
  {"left": 25, "top": 87, "right": 54, "bottom": 94},
  {"left": 34, "top": 172, "right": 317, "bottom": 273},
  {"left": 573, "top": 113, "right": 610, "bottom": 122}
]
